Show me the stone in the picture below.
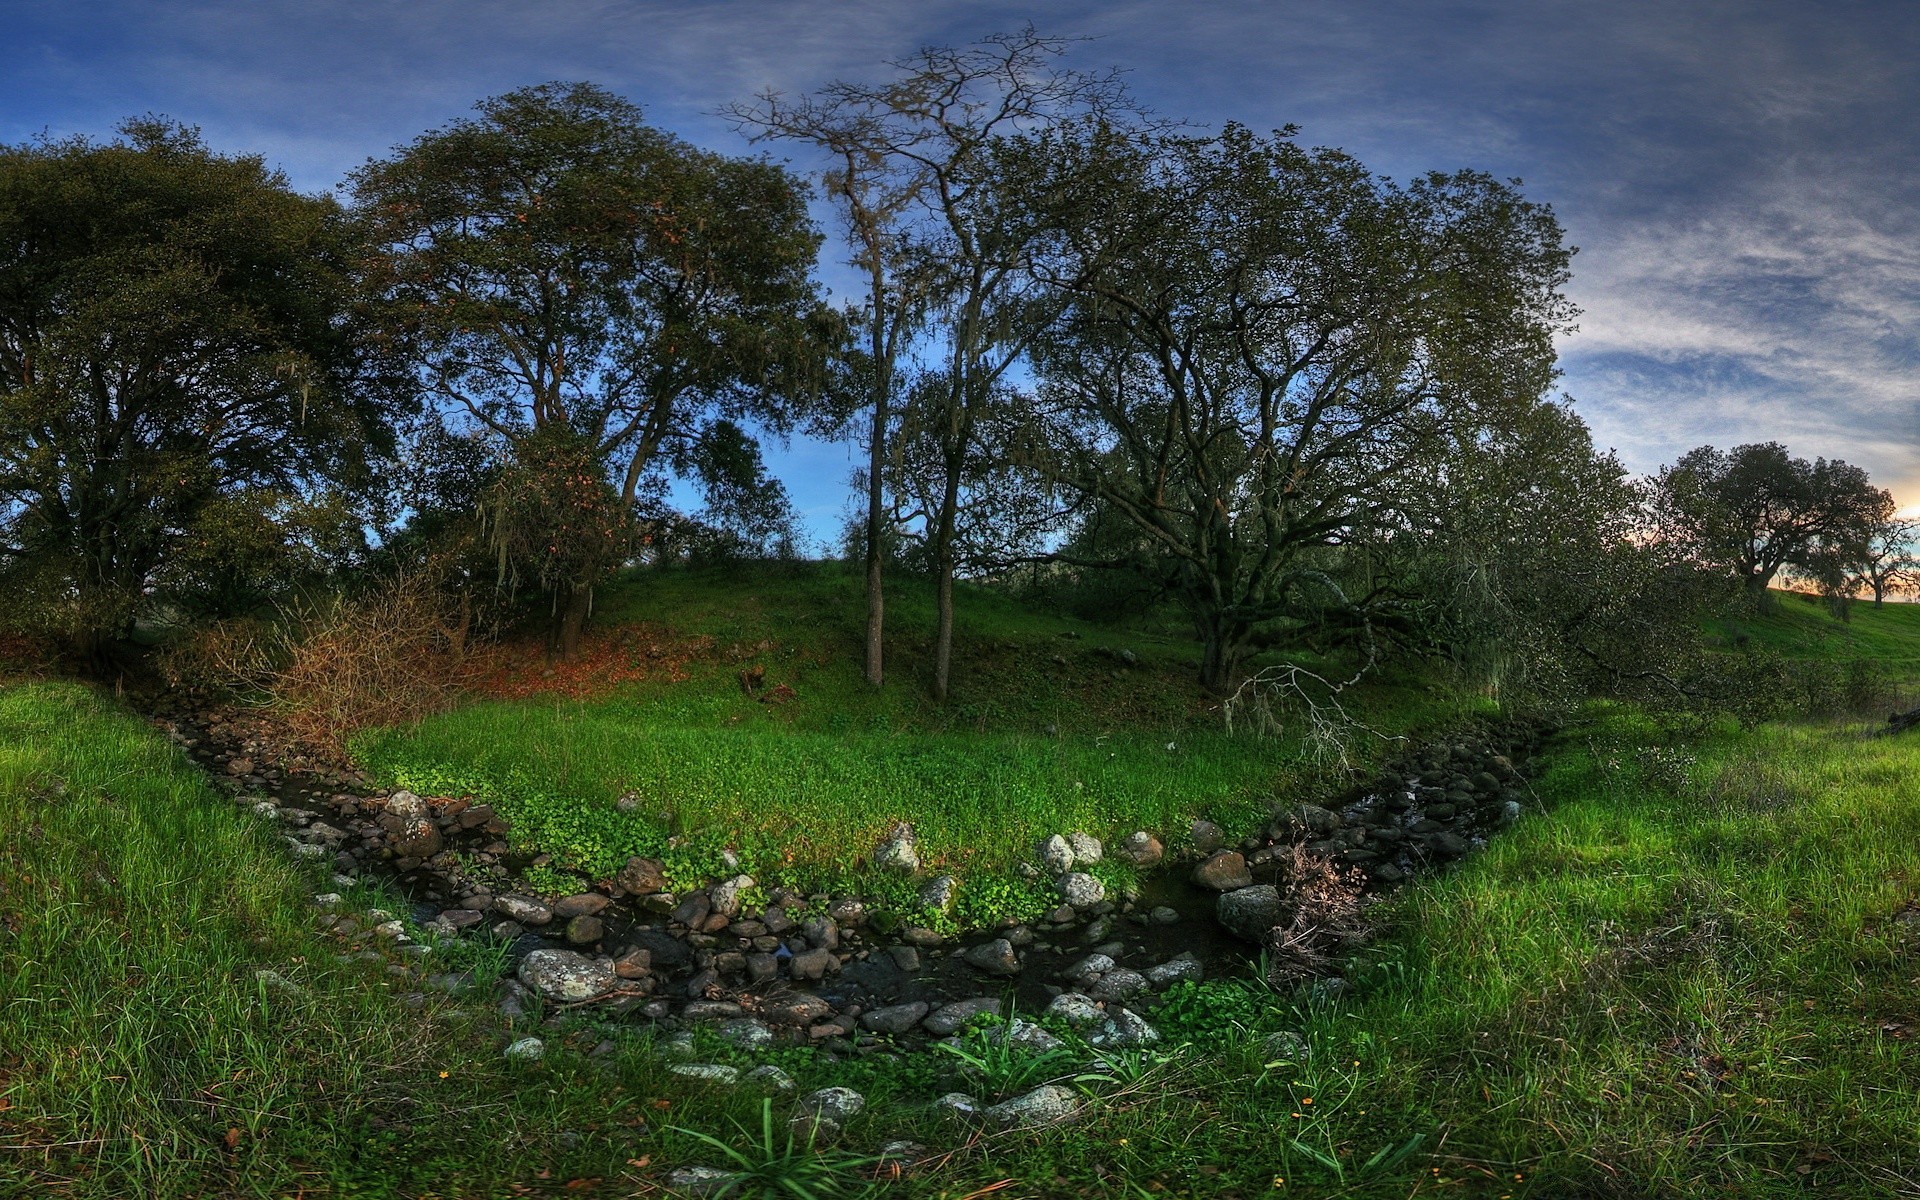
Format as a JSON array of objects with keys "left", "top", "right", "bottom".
[
  {"left": 374, "top": 919, "right": 406, "bottom": 939},
  {"left": 923, "top": 997, "right": 1002, "bottom": 1036},
  {"left": 1080, "top": 914, "right": 1116, "bottom": 944},
  {"left": 656, "top": 1031, "right": 698, "bottom": 1060},
  {"left": 887, "top": 945, "right": 922, "bottom": 972},
  {"left": 1066, "top": 832, "right": 1103, "bottom": 865},
  {"left": 1089, "top": 1007, "right": 1161, "bottom": 1048},
  {"left": 1216, "top": 884, "right": 1283, "bottom": 942},
  {"left": 763, "top": 994, "right": 833, "bottom": 1026},
  {"left": 438, "top": 908, "right": 485, "bottom": 930},
  {"left": 1193, "top": 851, "right": 1253, "bottom": 891},
  {"left": 1148, "top": 906, "right": 1182, "bottom": 925},
  {"left": 1045, "top": 992, "right": 1104, "bottom": 1028},
  {"left": 861, "top": 1001, "right": 931, "bottom": 1034},
  {"left": 1293, "top": 804, "right": 1341, "bottom": 837},
  {"left": 313, "top": 892, "right": 344, "bottom": 907},
  {"left": 962, "top": 938, "right": 1021, "bottom": 975},
  {"left": 1498, "top": 799, "right": 1523, "bottom": 825},
  {"left": 872, "top": 822, "right": 921, "bottom": 873},
  {"left": 672, "top": 894, "right": 712, "bottom": 927},
  {"left": 986, "top": 1084, "right": 1081, "bottom": 1129},
  {"left": 1427, "top": 831, "right": 1471, "bottom": 857},
  {"left": 665, "top": 1166, "right": 736, "bottom": 1196},
  {"left": 1114, "top": 830, "right": 1165, "bottom": 868},
  {"left": 1189, "top": 819, "right": 1226, "bottom": 854},
  {"left": 918, "top": 874, "right": 958, "bottom": 913},
  {"left": 744, "top": 1064, "right": 797, "bottom": 1093},
  {"left": 613, "top": 946, "right": 652, "bottom": 979},
  {"left": 1264, "top": 1030, "right": 1309, "bottom": 1061},
  {"left": 1058, "top": 872, "right": 1105, "bottom": 909},
  {"left": 616, "top": 856, "right": 665, "bottom": 895},
  {"left": 564, "top": 915, "right": 604, "bottom": 945},
  {"left": 745, "top": 953, "right": 778, "bottom": 984},
  {"left": 934, "top": 1092, "right": 983, "bottom": 1120},
  {"left": 502, "top": 1036, "right": 545, "bottom": 1061},
  {"left": 710, "top": 875, "right": 756, "bottom": 918},
  {"left": 1063, "top": 953, "right": 1116, "bottom": 985},
  {"left": 386, "top": 791, "right": 429, "bottom": 820},
  {"left": 900, "top": 926, "right": 945, "bottom": 948},
  {"left": 994, "top": 1017, "right": 1065, "bottom": 1054},
  {"left": 828, "top": 897, "right": 866, "bottom": 926},
  {"left": 801, "top": 916, "right": 839, "bottom": 950},
  {"left": 493, "top": 895, "right": 553, "bottom": 926},
  {"left": 668, "top": 1063, "right": 741, "bottom": 1084},
  {"left": 553, "top": 893, "right": 610, "bottom": 919},
  {"left": 1146, "top": 952, "right": 1206, "bottom": 989},
  {"left": 717, "top": 1018, "right": 774, "bottom": 1051},
  {"left": 792, "top": 1086, "right": 864, "bottom": 1139},
  {"left": 1088, "top": 968, "right": 1149, "bottom": 1002},
  {"left": 516, "top": 949, "right": 616, "bottom": 1003},
  {"left": 1038, "top": 834, "right": 1076, "bottom": 874},
  {"left": 788, "top": 947, "right": 837, "bottom": 981},
  {"left": 389, "top": 817, "right": 442, "bottom": 860}
]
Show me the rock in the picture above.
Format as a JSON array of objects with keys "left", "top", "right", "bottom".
[
  {"left": 1146, "top": 952, "right": 1206, "bottom": 989},
  {"left": 1216, "top": 884, "right": 1283, "bottom": 942},
  {"left": 923, "top": 997, "right": 1002, "bottom": 1036},
  {"left": 1293, "top": 804, "right": 1341, "bottom": 837},
  {"left": 934, "top": 1092, "right": 983, "bottom": 1120},
  {"left": 1058, "top": 872, "right": 1105, "bottom": 909},
  {"left": 1148, "top": 906, "right": 1181, "bottom": 925},
  {"left": 745, "top": 953, "right": 778, "bottom": 984},
  {"left": 672, "top": 894, "right": 712, "bottom": 927},
  {"left": 552, "top": 893, "right": 609, "bottom": 920},
  {"left": 389, "top": 817, "right": 442, "bottom": 860},
  {"left": 616, "top": 856, "right": 665, "bottom": 895},
  {"left": 373, "top": 919, "right": 406, "bottom": 939},
  {"left": 564, "top": 915, "right": 604, "bottom": 945},
  {"left": 878, "top": 1140, "right": 927, "bottom": 1168},
  {"left": 1080, "top": 914, "right": 1116, "bottom": 944},
  {"left": 1038, "top": 834, "right": 1076, "bottom": 874},
  {"left": 313, "top": 892, "right": 343, "bottom": 907},
  {"left": 1189, "top": 819, "right": 1226, "bottom": 854},
  {"left": 828, "top": 897, "right": 866, "bottom": 926},
  {"left": 1045, "top": 992, "right": 1104, "bottom": 1028},
  {"left": 666, "top": 1166, "right": 736, "bottom": 1196},
  {"left": 710, "top": 875, "right": 756, "bottom": 918},
  {"left": 918, "top": 874, "right": 958, "bottom": 913},
  {"left": 744, "top": 1064, "right": 796, "bottom": 1093},
  {"left": 872, "top": 822, "right": 921, "bottom": 873},
  {"left": 1066, "top": 832, "right": 1103, "bottom": 865},
  {"left": 788, "top": 947, "right": 838, "bottom": 981},
  {"left": 386, "top": 791, "right": 429, "bottom": 819},
  {"left": 962, "top": 938, "right": 1021, "bottom": 976},
  {"left": 1193, "top": 851, "right": 1253, "bottom": 891},
  {"left": 656, "top": 1031, "right": 698, "bottom": 1060},
  {"left": 861, "top": 1001, "right": 931, "bottom": 1034},
  {"left": 493, "top": 895, "right": 553, "bottom": 926},
  {"left": 1089, "top": 1007, "right": 1161, "bottom": 1048},
  {"left": 516, "top": 949, "right": 615, "bottom": 1003},
  {"left": 986, "top": 1084, "right": 1081, "bottom": 1129},
  {"left": 613, "top": 946, "right": 652, "bottom": 979},
  {"left": 763, "top": 994, "right": 833, "bottom": 1026},
  {"left": 994, "top": 1017, "right": 1065, "bottom": 1054},
  {"left": 502, "top": 1036, "right": 545, "bottom": 1061},
  {"left": 1088, "top": 968, "right": 1148, "bottom": 1002},
  {"left": 887, "top": 945, "right": 922, "bottom": 972},
  {"left": 669, "top": 1064, "right": 741, "bottom": 1084},
  {"left": 801, "top": 916, "right": 839, "bottom": 950},
  {"left": 1115, "top": 830, "right": 1164, "bottom": 868},
  {"left": 1063, "top": 953, "right": 1116, "bottom": 985},
  {"left": 717, "top": 1018, "right": 774, "bottom": 1051},
  {"left": 900, "top": 926, "right": 945, "bottom": 948},
  {"left": 251, "top": 801, "right": 278, "bottom": 820},
  {"left": 1264, "top": 1030, "right": 1310, "bottom": 1061},
  {"left": 793, "top": 1086, "right": 865, "bottom": 1139},
  {"left": 1498, "top": 799, "right": 1523, "bottom": 825},
  {"left": 1427, "top": 831, "right": 1470, "bottom": 858}
]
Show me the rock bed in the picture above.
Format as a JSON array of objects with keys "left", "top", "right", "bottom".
[{"left": 151, "top": 707, "right": 1542, "bottom": 1074}]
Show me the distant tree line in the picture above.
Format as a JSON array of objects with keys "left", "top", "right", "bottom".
[{"left": 1, "top": 27, "right": 1909, "bottom": 712}]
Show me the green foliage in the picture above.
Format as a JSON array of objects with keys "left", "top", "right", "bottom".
[
  {"left": 0, "top": 120, "right": 401, "bottom": 654},
  {"left": 1154, "top": 978, "right": 1289, "bottom": 1042},
  {"left": 930, "top": 1018, "right": 1087, "bottom": 1102},
  {"left": 667, "top": 1100, "right": 878, "bottom": 1199}
]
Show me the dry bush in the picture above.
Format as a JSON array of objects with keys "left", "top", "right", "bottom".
[
  {"left": 271, "top": 572, "right": 477, "bottom": 750},
  {"left": 1266, "top": 844, "right": 1373, "bottom": 989},
  {"left": 157, "top": 615, "right": 281, "bottom": 699}
]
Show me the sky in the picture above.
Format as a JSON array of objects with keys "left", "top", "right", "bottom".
[{"left": 6, "top": 0, "right": 1918, "bottom": 537}]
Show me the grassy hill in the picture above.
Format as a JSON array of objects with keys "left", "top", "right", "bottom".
[
  {"left": 6, "top": 568, "right": 1920, "bottom": 1196},
  {"left": 1709, "top": 589, "right": 1920, "bottom": 687}
]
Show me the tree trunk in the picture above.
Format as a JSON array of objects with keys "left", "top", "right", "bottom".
[
  {"left": 552, "top": 581, "right": 592, "bottom": 662},
  {"left": 932, "top": 459, "right": 962, "bottom": 704},
  {"left": 1197, "top": 614, "right": 1247, "bottom": 697},
  {"left": 863, "top": 380, "right": 888, "bottom": 689}
]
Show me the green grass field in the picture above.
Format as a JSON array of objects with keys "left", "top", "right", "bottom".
[
  {"left": 7, "top": 571, "right": 1920, "bottom": 1197},
  {"left": 1710, "top": 589, "right": 1920, "bottom": 685}
]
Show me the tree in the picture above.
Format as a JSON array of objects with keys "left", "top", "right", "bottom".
[
  {"left": 352, "top": 82, "right": 834, "bottom": 657},
  {"left": 1652, "top": 442, "right": 1889, "bottom": 609},
  {"left": 734, "top": 28, "right": 1138, "bottom": 701},
  {"left": 1855, "top": 508, "right": 1917, "bottom": 607},
  {"left": 0, "top": 119, "right": 401, "bottom": 662},
  {"left": 1023, "top": 124, "right": 1576, "bottom": 693}
]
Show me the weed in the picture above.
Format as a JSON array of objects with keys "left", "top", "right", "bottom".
[{"left": 667, "top": 1099, "right": 879, "bottom": 1199}]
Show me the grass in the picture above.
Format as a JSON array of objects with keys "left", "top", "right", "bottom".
[
  {"left": 12, "top": 568, "right": 1920, "bottom": 1196},
  {"left": 1708, "top": 588, "right": 1920, "bottom": 686},
  {"left": 355, "top": 562, "right": 1477, "bottom": 917}
]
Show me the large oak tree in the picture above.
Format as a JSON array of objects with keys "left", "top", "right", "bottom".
[{"left": 0, "top": 120, "right": 401, "bottom": 661}]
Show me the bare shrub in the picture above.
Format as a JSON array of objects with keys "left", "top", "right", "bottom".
[
  {"left": 271, "top": 572, "right": 477, "bottom": 750},
  {"left": 1265, "top": 844, "right": 1372, "bottom": 989},
  {"left": 157, "top": 615, "right": 281, "bottom": 700}
]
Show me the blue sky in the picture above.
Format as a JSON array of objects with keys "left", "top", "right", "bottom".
[{"left": 7, "top": 0, "right": 1917, "bottom": 536}]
